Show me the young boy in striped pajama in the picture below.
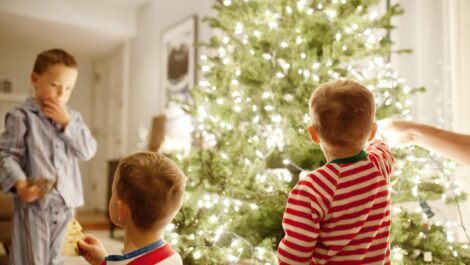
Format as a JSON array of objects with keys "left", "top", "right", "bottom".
[
  {"left": 77, "top": 151, "right": 186, "bottom": 265},
  {"left": 278, "top": 80, "right": 395, "bottom": 265},
  {"left": 0, "top": 49, "right": 97, "bottom": 264}
]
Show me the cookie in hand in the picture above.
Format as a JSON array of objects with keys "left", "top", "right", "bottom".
[{"left": 62, "top": 219, "right": 84, "bottom": 256}]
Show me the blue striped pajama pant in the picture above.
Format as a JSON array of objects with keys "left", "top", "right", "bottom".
[{"left": 9, "top": 191, "right": 72, "bottom": 265}]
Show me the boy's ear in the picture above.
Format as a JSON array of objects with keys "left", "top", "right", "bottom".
[
  {"left": 117, "top": 200, "right": 130, "bottom": 223},
  {"left": 308, "top": 126, "right": 320, "bottom": 145},
  {"left": 368, "top": 122, "right": 378, "bottom": 141},
  {"left": 31, "top": 73, "right": 38, "bottom": 86}
]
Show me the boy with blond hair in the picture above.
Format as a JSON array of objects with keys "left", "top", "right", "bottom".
[
  {"left": 278, "top": 80, "right": 395, "bottom": 264},
  {"left": 78, "top": 151, "right": 186, "bottom": 265},
  {"left": 0, "top": 48, "right": 97, "bottom": 264}
]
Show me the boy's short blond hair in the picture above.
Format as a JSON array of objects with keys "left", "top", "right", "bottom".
[
  {"left": 309, "top": 79, "right": 375, "bottom": 146},
  {"left": 116, "top": 151, "right": 187, "bottom": 230},
  {"left": 33, "top": 49, "right": 77, "bottom": 74}
]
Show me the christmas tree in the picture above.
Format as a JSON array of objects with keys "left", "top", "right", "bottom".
[{"left": 164, "top": 0, "right": 470, "bottom": 264}]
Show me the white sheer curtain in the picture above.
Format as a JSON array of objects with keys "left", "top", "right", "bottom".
[
  {"left": 392, "top": 0, "right": 453, "bottom": 128},
  {"left": 449, "top": 0, "right": 470, "bottom": 133},
  {"left": 392, "top": 0, "right": 470, "bottom": 242},
  {"left": 448, "top": 0, "right": 470, "bottom": 243}
]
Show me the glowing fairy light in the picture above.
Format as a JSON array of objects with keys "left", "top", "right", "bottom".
[
  {"left": 369, "top": 10, "right": 378, "bottom": 20},
  {"left": 268, "top": 21, "right": 278, "bottom": 29},
  {"left": 201, "top": 65, "right": 210, "bottom": 72},
  {"left": 218, "top": 47, "right": 226, "bottom": 57},
  {"left": 297, "top": 0, "right": 306, "bottom": 10},
  {"left": 271, "top": 114, "right": 282, "bottom": 123},
  {"left": 235, "top": 23, "right": 244, "bottom": 34},
  {"left": 209, "top": 215, "right": 218, "bottom": 223},
  {"left": 336, "top": 32, "right": 342, "bottom": 41},
  {"left": 326, "top": 9, "right": 336, "bottom": 18},
  {"left": 303, "top": 70, "right": 311, "bottom": 78},
  {"left": 283, "top": 93, "right": 294, "bottom": 102},
  {"left": 193, "top": 251, "right": 202, "bottom": 259}
]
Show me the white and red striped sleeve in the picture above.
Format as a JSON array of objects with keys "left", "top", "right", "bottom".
[
  {"left": 365, "top": 140, "right": 395, "bottom": 181},
  {"left": 278, "top": 167, "right": 336, "bottom": 265}
]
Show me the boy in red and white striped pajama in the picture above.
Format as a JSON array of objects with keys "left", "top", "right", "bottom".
[{"left": 278, "top": 80, "right": 395, "bottom": 265}]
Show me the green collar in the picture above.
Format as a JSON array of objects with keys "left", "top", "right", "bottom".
[{"left": 329, "top": 150, "right": 367, "bottom": 164}]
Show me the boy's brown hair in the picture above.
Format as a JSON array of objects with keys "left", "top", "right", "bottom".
[
  {"left": 116, "top": 151, "right": 187, "bottom": 230},
  {"left": 33, "top": 49, "right": 78, "bottom": 74},
  {"left": 309, "top": 79, "right": 375, "bottom": 146}
]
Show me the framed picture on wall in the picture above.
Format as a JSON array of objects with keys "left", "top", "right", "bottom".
[
  {"left": 161, "top": 15, "right": 197, "bottom": 107},
  {"left": 0, "top": 77, "right": 14, "bottom": 94},
  {"left": 159, "top": 15, "right": 197, "bottom": 154}
]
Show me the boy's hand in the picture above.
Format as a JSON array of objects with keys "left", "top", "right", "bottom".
[
  {"left": 377, "top": 118, "right": 416, "bottom": 147},
  {"left": 42, "top": 98, "right": 71, "bottom": 128},
  {"left": 15, "top": 180, "right": 42, "bottom": 203},
  {"left": 78, "top": 235, "right": 107, "bottom": 265}
]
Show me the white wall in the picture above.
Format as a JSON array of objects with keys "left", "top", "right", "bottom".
[
  {"left": 127, "top": 0, "right": 214, "bottom": 153},
  {"left": 0, "top": 43, "right": 95, "bottom": 210}
]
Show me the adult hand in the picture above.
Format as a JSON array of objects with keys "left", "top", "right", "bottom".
[{"left": 377, "top": 118, "right": 416, "bottom": 147}]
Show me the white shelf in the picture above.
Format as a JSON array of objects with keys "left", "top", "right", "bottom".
[{"left": 0, "top": 94, "right": 29, "bottom": 103}]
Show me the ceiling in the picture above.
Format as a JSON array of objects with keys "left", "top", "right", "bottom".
[{"left": 0, "top": 0, "right": 152, "bottom": 56}]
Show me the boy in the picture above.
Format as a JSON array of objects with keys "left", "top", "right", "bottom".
[
  {"left": 379, "top": 118, "right": 470, "bottom": 165},
  {"left": 0, "top": 48, "right": 97, "bottom": 264},
  {"left": 78, "top": 151, "right": 186, "bottom": 265},
  {"left": 278, "top": 80, "right": 395, "bottom": 264}
]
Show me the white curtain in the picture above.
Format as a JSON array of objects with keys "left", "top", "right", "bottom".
[
  {"left": 392, "top": 0, "right": 470, "bottom": 242},
  {"left": 448, "top": 0, "right": 470, "bottom": 244},
  {"left": 392, "top": 0, "right": 453, "bottom": 128}
]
